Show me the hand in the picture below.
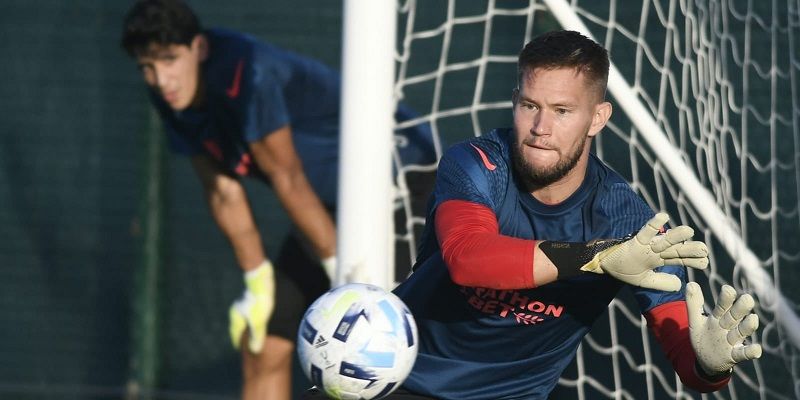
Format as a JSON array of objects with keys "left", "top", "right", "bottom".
[
  {"left": 580, "top": 212, "right": 709, "bottom": 291},
  {"left": 686, "top": 282, "right": 762, "bottom": 376},
  {"left": 229, "top": 260, "right": 276, "bottom": 353},
  {"left": 321, "top": 255, "right": 337, "bottom": 284}
]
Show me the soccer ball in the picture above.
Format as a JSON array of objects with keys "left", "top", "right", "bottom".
[{"left": 297, "top": 283, "right": 419, "bottom": 400}]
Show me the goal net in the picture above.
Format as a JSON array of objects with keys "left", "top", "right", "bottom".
[{"left": 387, "top": 0, "right": 800, "bottom": 398}]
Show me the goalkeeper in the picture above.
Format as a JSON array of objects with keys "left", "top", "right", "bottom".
[
  {"left": 120, "top": 1, "right": 436, "bottom": 399},
  {"left": 385, "top": 30, "right": 761, "bottom": 400}
]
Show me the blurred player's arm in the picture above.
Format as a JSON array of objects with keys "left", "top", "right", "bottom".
[
  {"left": 436, "top": 200, "right": 706, "bottom": 290},
  {"left": 248, "top": 124, "right": 336, "bottom": 260},
  {"left": 191, "top": 154, "right": 266, "bottom": 272},
  {"left": 191, "top": 155, "right": 274, "bottom": 353}
]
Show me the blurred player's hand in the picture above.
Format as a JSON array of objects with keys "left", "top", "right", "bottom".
[
  {"left": 229, "top": 259, "right": 275, "bottom": 353},
  {"left": 580, "top": 213, "right": 708, "bottom": 291},
  {"left": 321, "top": 255, "right": 337, "bottom": 284},
  {"left": 686, "top": 282, "right": 762, "bottom": 376}
]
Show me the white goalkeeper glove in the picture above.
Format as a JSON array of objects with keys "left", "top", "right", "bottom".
[
  {"left": 321, "top": 255, "right": 337, "bottom": 285},
  {"left": 580, "top": 213, "right": 709, "bottom": 291},
  {"left": 229, "top": 259, "right": 275, "bottom": 354},
  {"left": 686, "top": 282, "right": 762, "bottom": 377}
]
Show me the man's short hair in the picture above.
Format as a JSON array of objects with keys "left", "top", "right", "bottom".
[
  {"left": 121, "top": 0, "right": 202, "bottom": 57},
  {"left": 518, "top": 30, "right": 609, "bottom": 99}
]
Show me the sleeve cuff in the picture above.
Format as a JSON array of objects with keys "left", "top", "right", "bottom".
[{"left": 694, "top": 360, "right": 732, "bottom": 383}]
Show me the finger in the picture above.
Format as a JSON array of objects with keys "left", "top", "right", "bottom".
[
  {"left": 636, "top": 213, "right": 670, "bottom": 245},
  {"left": 661, "top": 256, "right": 709, "bottom": 270},
  {"left": 686, "top": 257, "right": 709, "bottom": 269},
  {"left": 731, "top": 343, "right": 762, "bottom": 363},
  {"left": 229, "top": 307, "right": 246, "bottom": 350},
  {"left": 637, "top": 272, "right": 681, "bottom": 292},
  {"left": 712, "top": 285, "right": 737, "bottom": 320},
  {"left": 685, "top": 282, "right": 706, "bottom": 328},
  {"left": 249, "top": 325, "right": 265, "bottom": 353},
  {"left": 247, "top": 313, "right": 266, "bottom": 353},
  {"left": 658, "top": 241, "right": 708, "bottom": 258},
  {"left": 727, "top": 313, "right": 759, "bottom": 346},
  {"left": 720, "top": 293, "right": 756, "bottom": 329},
  {"left": 671, "top": 240, "right": 708, "bottom": 257},
  {"left": 651, "top": 226, "right": 695, "bottom": 252}
]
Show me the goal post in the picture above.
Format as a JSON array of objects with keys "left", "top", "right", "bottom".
[{"left": 337, "top": 0, "right": 397, "bottom": 290}]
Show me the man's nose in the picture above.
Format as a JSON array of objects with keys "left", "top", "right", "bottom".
[
  {"left": 531, "top": 110, "right": 550, "bottom": 136},
  {"left": 153, "top": 65, "right": 169, "bottom": 89}
]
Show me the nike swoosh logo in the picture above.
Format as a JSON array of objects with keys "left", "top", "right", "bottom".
[
  {"left": 226, "top": 59, "right": 244, "bottom": 98},
  {"left": 470, "top": 143, "right": 496, "bottom": 171}
]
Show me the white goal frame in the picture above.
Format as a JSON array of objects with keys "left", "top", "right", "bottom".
[{"left": 337, "top": 0, "right": 397, "bottom": 290}]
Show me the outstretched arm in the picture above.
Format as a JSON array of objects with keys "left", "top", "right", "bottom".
[
  {"left": 437, "top": 200, "right": 707, "bottom": 290},
  {"left": 573, "top": 212, "right": 708, "bottom": 291}
]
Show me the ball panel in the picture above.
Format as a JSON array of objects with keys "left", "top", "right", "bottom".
[
  {"left": 299, "top": 318, "right": 318, "bottom": 345},
  {"left": 333, "top": 303, "right": 365, "bottom": 342},
  {"left": 403, "top": 312, "right": 415, "bottom": 346}
]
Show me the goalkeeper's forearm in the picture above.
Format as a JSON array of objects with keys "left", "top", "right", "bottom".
[
  {"left": 436, "top": 200, "right": 625, "bottom": 288},
  {"left": 541, "top": 213, "right": 708, "bottom": 292},
  {"left": 536, "top": 239, "right": 628, "bottom": 279}
]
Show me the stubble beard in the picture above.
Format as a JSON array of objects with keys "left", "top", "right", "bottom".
[{"left": 511, "top": 134, "right": 587, "bottom": 190}]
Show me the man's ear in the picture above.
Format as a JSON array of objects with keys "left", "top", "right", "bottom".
[
  {"left": 193, "top": 34, "right": 209, "bottom": 62},
  {"left": 588, "top": 101, "right": 612, "bottom": 137}
]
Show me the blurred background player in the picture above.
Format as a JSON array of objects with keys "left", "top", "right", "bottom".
[
  {"left": 120, "top": 0, "right": 435, "bottom": 399},
  {"left": 383, "top": 30, "right": 761, "bottom": 399}
]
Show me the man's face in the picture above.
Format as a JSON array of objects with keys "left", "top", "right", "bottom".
[
  {"left": 511, "top": 67, "right": 607, "bottom": 188},
  {"left": 134, "top": 36, "right": 206, "bottom": 111}
]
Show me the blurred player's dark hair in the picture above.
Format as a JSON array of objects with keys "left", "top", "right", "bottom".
[{"left": 121, "top": 0, "right": 202, "bottom": 57}]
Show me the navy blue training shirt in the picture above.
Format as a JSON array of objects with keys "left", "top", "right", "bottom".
[{"left": 394, "top": 128, "right": 686, "bottom": 400}]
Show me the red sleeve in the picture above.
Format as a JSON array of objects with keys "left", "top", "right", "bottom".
[
  {"left": 645, "top": 301, "right": 731, "bottom": 393},
  {"left": 435, "top": 199, "right": 536, "bottom": 289}
]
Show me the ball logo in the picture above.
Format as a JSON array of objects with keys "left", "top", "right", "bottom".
[{"left": 314, "top": 334, "right": 329, "bottom": 348}]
